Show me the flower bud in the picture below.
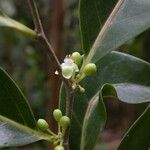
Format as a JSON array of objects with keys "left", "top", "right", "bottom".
[
  {"left": 53, "top": 109, "right": 62, "bottom": 122},
  {"left": 37, "top": 119, "right": 49, "bottom": 131},
  {"left": 79, "top": 86, "right": 85, "bottom": 93},
  {"left": 71, "top": 52, "right": 82, "bottom": 65},
  {"left": 59, "top": 116, "right": 70, "bottom": 129},
  {"left": 83, "top": 63, "right": 97, "bottom": 76},
  {"left": 54, "top": 145, "right": 64, "bottom": 150}
]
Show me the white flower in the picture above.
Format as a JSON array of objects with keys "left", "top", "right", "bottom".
[{"left": 61, "top": 58, "right": 79, "bottom": 79}]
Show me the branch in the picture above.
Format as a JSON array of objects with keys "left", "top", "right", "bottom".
[
  {"left": 27, "top": 0, "right": 60, "bottom": 69},
  {"left": 27, "top": 0, "right": 74, "bottom": 149},
  {"left": 27, "top": 0, "right": 71, "bottom": 88},
  {"left": 64, "top": 88, "right": 75, "bottom": 150},
  {"left": 27, "top": 0, "right": 43, "bottom": 33}
]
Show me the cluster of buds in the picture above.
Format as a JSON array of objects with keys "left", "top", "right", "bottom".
[
  {"left": 57, "top": 52, "right": 97, "bottom": 92},
  {"left": 37, "top": 109, "right": 70, "bottom": 150}
]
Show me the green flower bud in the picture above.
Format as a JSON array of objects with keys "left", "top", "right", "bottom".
[
  {"left": 59, "top": 116, "right": 70, "bottom": 129},
  {"left": 83, "top": 63, "right": 97, "bottom": 76},
  {"left": 37, "top": 119, "right": 49, "bottom": 131},
  {"left": 71, "top": 52, "right": 82, "bottom": 65},
  {"left": 79, "top": 86, "right": 85, "bottom": 93},
  {"left": 54, "top": 145, "right": 64, "bottom": 150},
  {"left": 53, "top": 109, "right": 62, "bottom": 122}
]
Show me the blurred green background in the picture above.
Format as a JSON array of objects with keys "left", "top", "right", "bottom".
[{"left": 0, "top": 0, "right": 149, "bottom": 150}]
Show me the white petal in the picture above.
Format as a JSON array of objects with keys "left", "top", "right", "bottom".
[
  {"left": 62, "top": 66, "right": 74, "bottom": 79},
  {"left": 64, "top": 58, "right": 74, "bottom": 65}
]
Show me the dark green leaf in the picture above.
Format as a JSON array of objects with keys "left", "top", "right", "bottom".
[
  {"left": 83, "top": 0, "right": 150, "bottom": 64},
  {"left": 96, "top": 52, "right": 150, "bottom": 103},
  {"left": 79, "top": 51, "right": 150, "bottom": 104},
  {"left": 0, "top": 115, "right": 51, "bottom": 148},
  {"left": 0, "top": 67, "right": 36, "bottom": 128},
  {"left": 117, "top": 104, "right": 150, "bottom": 150},
  {"left": 0, "top": 68, "right": 51, "bottom": 147},
  {"left": 80, "top": 93, "right": 106, "bottom": 150},
  {"left": 0, "top": 10, "right": 37, "bottom": 37},
  {"left": 79, "top": 0, "right": 117, "bottom": 53}
]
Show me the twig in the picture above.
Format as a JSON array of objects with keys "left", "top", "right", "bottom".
[
  {"left": 63, "top": 88, "right": 75, "bottom": 150},
  {"left": 65, "top": 88, "right": 75, "bottom": 118},
  {"left": 27, "top": 0, "right": 43, "bottom": 33},
  {"left": 27, "top": 0, "right": 71, "bottom": 87},
  {"left": 27, "top": 0, "right": 75, "bottom": 149},
  {"left": 27, "top": 0, "right": 60, "bottom": 75}
]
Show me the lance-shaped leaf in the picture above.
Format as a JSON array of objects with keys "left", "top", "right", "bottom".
[
  {"left": 0, "top": 67, "right": 36, "bottom": 127},
  {"left": 84, "top": 0, "right": 150, "bottom": 64},
  {"left": 97, "top": 51, "right": 150, "bottom": 103},
  {"left": 79, "top": 0, "right": 117, "bottom": 53},
  {"left": 0, "top": 10, "right": 37, "bottom": 37},
  {"left": 59, "top": 51, "right": 150, "bottom": 150},
  {"left": 0, "top": 115, "right": 51, "bottom": 148},
  {"left": 117, "top": 104, "right": 150, "bottom": 150},
  {"left": 0, "top": 67, "right": 44, "bottom": 147},
  {"left": 80, "top": 93, "right": 106, "bottom": 150}
]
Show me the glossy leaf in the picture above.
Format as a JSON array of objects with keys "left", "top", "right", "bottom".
[
  {"left": 0, "top": 67, "right": 36, "bottom": 128},
  {"left": 0, "top": 10, "right": 37, "bottom": 37},
  {"left": 84, "top": 0, "right": 150, "bottom": 64},
  {"left": 117, "top": 104, "right": 150, "bottom": 150},
  {"left": 0, "top": 115, "right": 51, "bottom": 148},
  {"left": 80, "top": 93, "right": 106, "bottom": 150},
  {"left": 79, "top": 0, "right": 117, "bottom": 53},
  {"left": 113, "top": 83, "right": 150, "bottom": 103},
  {"left": 0, "top": 68, "right": 51, "bottom": 147},
  {"left": 80, "top": 51, "right": 150, "bottom": 104},
  {"left": 96, "top": 51, "right": 150, "bottom": 103},
  {"left": 60, "top": 51, "right": 150, "bottom": 150}
]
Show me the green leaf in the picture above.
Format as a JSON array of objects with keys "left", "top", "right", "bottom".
[
  {"left": 60, "top": 51, "right": 150, "bottom": 150},
  {"left": 79, "top": 51, "right": 150, "bottom": 104},
  {"left": 80, "top": 93, "right": 106, "bottom": 150},
  {"left": 113, "top": 83, "right": 150, "bottom": 103},
  {"left": 79, "top": 0, "right": 117, "bottom": 53},
  {"left": 0, "top": 68, "right": 50, "bottom": 147},
  {"left": 84, "top": 0, "right": 150, "bottom": 64},
  {"left": 0, "top": 10, "right": 37, "bottom": 37},
  {"left": 59, "top": 87, "right": 107, "bottom": 150},
  {"left": 0, "top": 67, "right": 36, "bottom": 128},
  {"left": 101, "top": 83, "right": 117, "bottom": 98},
  {"left": 0, "top": 115, "right": 51, "bottom": 148},
  {"left": 117, "top": 104, "right": 150, "bottom": 150},
  {"left": 96, "top": 51, "right": 150, "bottom": 103}
]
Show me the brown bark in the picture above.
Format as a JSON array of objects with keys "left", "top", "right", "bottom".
[{"left": 46, "top": 0, "right": 65, "bottom": 144}]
